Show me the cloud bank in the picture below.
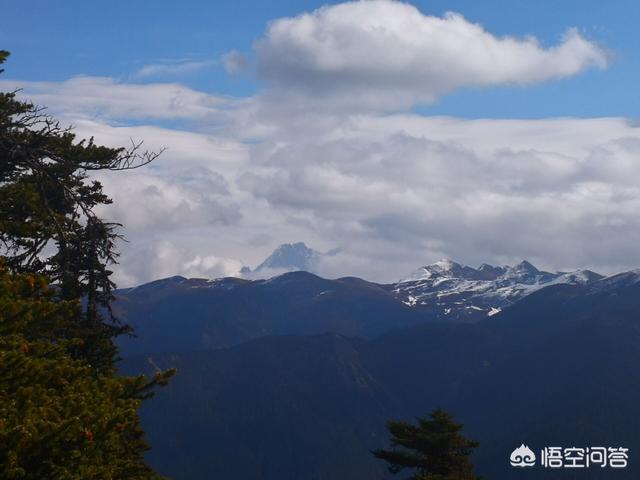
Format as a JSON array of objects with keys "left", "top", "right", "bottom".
[
  {"left": 2, "top": 1, "right": 635, "bottom": 286},
  {"left": 0, "top": 76, "right": 235, "bottom": 122}
]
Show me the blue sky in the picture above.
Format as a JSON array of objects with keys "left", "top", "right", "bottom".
[
  {"left": 2, "top": 1, "right": 640, "bottom": 284},
  {"left": 3, "top": 0, "right": 638, "bottom": 118}
]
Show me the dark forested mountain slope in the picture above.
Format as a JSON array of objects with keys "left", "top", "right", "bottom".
[
  {"left": 115, "top": 261, "right": 604, "bottom": 357},
  {"left": 122, "top": 271, "right": 640, "bottom": 480},
  {"left": 114, "top": 272, "right": 421, "bottom": 357},
  {"left": 123, "top": 334, "right": 396, "bottom": 480}
]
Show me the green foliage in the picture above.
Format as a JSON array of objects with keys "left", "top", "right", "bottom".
[
  {"left": 372, "top": 408, "right": 480, "bottom": 480},
  {"left": 0, "top": 52, "right": 174, "bottom": 478},
  {"left": 0, "top": 259, "right": 77, "bottom": 340},
  {"left": 0, "top": 51, "right": 8, "bottom": 74},
  {"left": 0, "top": 49, "right": 161, "bottom": 371},
  {"left": 0, "top": 265, "right": 174, "bottom": 479}
]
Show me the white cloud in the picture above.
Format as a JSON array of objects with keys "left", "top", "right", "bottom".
[
  {"left": 114, "top": 240, "right": 243, "bottom": 287},
  {"left": 255, "top": 0, "right": 609, "bottom": 110},
  {"left": 222, "top": 50, "right": 249, "bottom": 74},
  {"left": 0, "top": 76, "right": 236, "bottom": 122},
  {"left": 134, "top": 59, "right": 218, "bottom": 78}
]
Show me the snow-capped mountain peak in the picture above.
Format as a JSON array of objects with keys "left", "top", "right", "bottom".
[
  {"left": 430, "top": 258, "right": 459, "bottom": 272},
  {"left": 555, "top": 269, "right": 603, "bottom": 285},
  {"left": 243, "top": 242, "right": 339, "bottom": 278},
  {"left": 497, "top": 260, "right": 555, "bottom": 285},
  {"left": 401, "top": 259, "right": 478, "bottom": 282},
  {"left": 586, "top": 269, "right": 640, "bottom": 292},
  {"left": 394, "top": 260, "right": 603, "bottom": 321},
  {"left": 511, "top": 260, "right": 539, "bottom": 274},
  {"left": 476, "top": 263, "right": 506, "bottom": 280},
  {"left": 256, "top": 242, "right": 317, "bottom": 272}
]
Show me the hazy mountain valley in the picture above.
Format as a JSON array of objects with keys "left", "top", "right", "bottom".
[{"left": 117, "top": 252, "right": 640, "bottom": 479}]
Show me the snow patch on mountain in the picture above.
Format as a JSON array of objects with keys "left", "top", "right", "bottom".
[
  {"left": 393, "top": 259, "right": 604, "bottom": 321},
  {"left": 586, "top": 269, "right": 640, "bottom": 293}
]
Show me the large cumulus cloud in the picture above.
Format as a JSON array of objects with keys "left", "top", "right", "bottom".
[{"left": 256, "top": 0, "right": 609, "bottom": 110}]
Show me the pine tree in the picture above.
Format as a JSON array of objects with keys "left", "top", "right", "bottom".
[
  {"left": 372, "top": 408, "right": 481, "bottom": 480},
  {"left": 0, "top": 50, "right": 161, "bottom": 371},
  {"left": 1, "top": 51, "right": 174, "bottom": 478},
  {"left": 0, "top": 264, "right": 173, "bottom": 479}
]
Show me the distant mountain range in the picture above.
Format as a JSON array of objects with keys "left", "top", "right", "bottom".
[
  {"left": 114, "top": 257, "right": 608, "bottom": 356},
  {"left": 243, "top": 242, "right": 606, "bottom": 319},
  {"left": 121, "top": 268, "right": 640, "bottom": 479}
]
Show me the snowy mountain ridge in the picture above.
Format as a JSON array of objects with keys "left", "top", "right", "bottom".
[
  {"left": 393, "top": 259, "right": 603, "bottom": 321},
  {"left": 129, "top": 244, "right": 639, "bottom": 323}
]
